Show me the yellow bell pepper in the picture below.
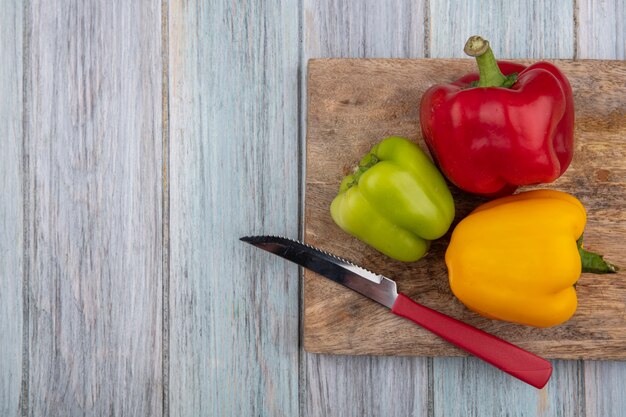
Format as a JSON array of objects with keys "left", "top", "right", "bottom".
[{"left": 446, "top": 190, "right": 617, "bottom": 327}]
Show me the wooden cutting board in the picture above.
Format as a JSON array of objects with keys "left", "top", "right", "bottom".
[{"left": 304, "top": 58, "right": 626, "bottom": 360}]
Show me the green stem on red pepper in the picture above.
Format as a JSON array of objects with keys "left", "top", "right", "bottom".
[
  {"left": 464, "top": 35, "right": 518, "bottom": 88},
  {"left": 577, "top": 236, "right": 619, "bottom": 274}
]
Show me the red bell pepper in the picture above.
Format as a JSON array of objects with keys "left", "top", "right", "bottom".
[{"left": 419, "top": 36, "right": 574, "bottom": 197}]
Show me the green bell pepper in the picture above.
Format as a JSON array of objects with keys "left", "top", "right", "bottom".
[{"left": 330, "top": 136, "right": 455, "bottom": 262}]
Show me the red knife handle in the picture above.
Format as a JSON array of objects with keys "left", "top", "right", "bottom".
[{"left": 391, "top": 293, "right": 552, "bottom": 389}]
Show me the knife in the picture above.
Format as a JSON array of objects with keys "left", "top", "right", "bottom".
[{"left": 241, "top": 235, "right": 553, "bottom": 389}]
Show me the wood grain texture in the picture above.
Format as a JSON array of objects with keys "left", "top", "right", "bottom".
[
  {"left": 305, "top": 354, "right": 429, "bottom": 417},
  {"left": 302, "top": 2, "right": 430, "bottom": 416},
  {"left": 304, "top": 0, "right": 426, "bottom": 58},
  {"left": 584, "top": 361, "right": 626, "bottom": 417},
  {"left": 0, "top": 2, "right": 23, "bottom": 416},
  {"left": 429, "top": 0, "right": 575, "bottom": 59},
  {"left": 26, "top": 1, "right": 163, "bottom": 415},
  {"left": 304, "top": 59, "right": 626, "bottom": 359},
  {"left": 577, "top": 0, "right": 625, "bottom": 59},
  {"left": 167, "top": 1, "right": 300, "bottom": 416},
  {"left": 433, "top": 358, "right": 583, "bottom": 416}
]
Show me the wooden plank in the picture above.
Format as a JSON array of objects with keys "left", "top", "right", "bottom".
[
  {"left": 577, "top": 3, "right": 626, "bottom": 415},
  {"left": 577, "top": 0, "right": 625, "bottom": 59},
  {"left": 305, "top": 58, "right": 626, "bottom": 358},
  {"left": 433, "top": 358, "right": 583, "bottom": 416},
  {"left": 26, "top": 1, "right": 163, "bottom": 415},
  {"left": 304, "top": 0, "right": 426, "bottom": 58},
  {"left": 0, "top": 2, "right": 23, "bottom": 416},
  {"left": 429, "top": 0, "right": 575, "bottom": 58},
  {"left": 302, "top": 2, "right": 429, "bottom": 416},
  {"left": 167, "top": 1, "right": 300, "bottom": 416},
  {"left": 583, "top": 361, "right": 626, "bottom": 417},
  {"left": 305, "top": 354, "right": 429, "bottom": 417}
]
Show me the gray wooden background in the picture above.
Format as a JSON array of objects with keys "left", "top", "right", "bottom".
[{"left": 1, "top": 0, "right": 625, "bottom": 416}]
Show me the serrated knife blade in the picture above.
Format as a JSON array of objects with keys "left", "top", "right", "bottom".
[{"left": 240, "top": 235, "right": 398, "bottom": 307}]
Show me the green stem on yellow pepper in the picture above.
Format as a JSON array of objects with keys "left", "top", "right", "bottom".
[
  {"left": 577, "top": 236, "right": 619, "bottom": 274},
  {"left": 464, "top": 35, "right": 518, "bottom": 88}
]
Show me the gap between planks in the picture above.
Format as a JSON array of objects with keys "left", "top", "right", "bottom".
[
  {"left": 161, "top": 1, "right": 171, "bottom": 417},
  {"left": 20, "top": 0, "right": 31, "bottom": 416}
]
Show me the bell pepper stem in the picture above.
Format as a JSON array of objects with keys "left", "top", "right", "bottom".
[
  {"left": 464, "top": 35, "right": 517, "bottom": 88},
  {"left": 344, "top": 153, "right": 380, "bottom": 190},
  {"left": 577, "top": 236, "right": 619, "bottom": 274}
]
